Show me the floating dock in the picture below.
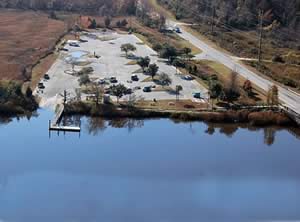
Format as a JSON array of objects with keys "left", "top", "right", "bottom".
[
  {"left": 49, "top": 123, "right": 81, "bottom": 132},
  {"left": 49, "top": 104, "right": 81, "bottom": 132}
]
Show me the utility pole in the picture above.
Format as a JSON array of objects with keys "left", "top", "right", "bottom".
[
  {"left": 211, "top": 7, "right": 215, "bottom": 34},
  {"left": 258, "top": 9, "right": 264, "bottom": 63}
]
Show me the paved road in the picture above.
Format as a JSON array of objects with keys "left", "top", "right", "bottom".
[{"left": 169, "top": 20, "right": 300, "bottom": 115}]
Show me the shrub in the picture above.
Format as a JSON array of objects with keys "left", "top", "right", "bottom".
[
  {"left": 153, "top": 43, "right": 163, "bottom": 52},
  {"left": 79, "top": 74, "right": 90, "bottom": 85},
  {"left": 77, "top": 67, "right": 94, "bottom": 76},
  {"left": 272, "top": 55, "right": 285, "bottom": 63}
]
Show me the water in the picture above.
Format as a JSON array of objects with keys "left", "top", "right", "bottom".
[
  {"left": 65, "top": 51, "right": 88, "bottom": 64},
  {"left": 0, "top": 110, "right": 300, "bottom": 222},
  {"left": 70, "top": 51, "right": 88, "bottom": 59}
]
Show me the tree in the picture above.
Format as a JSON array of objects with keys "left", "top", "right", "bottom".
[
  {"left": 148, "top": 63, "right": 159, "bottom": 80},
  {"left": 116, "top": 20, "right": 122, "bottom": 28},
  {"left": 182, "top": 47, "right": 192, "bottom": 60},
  {"left": 126, "top": 94, "right": 138, "bottom": 109},
  {"left": 25, "top": 87, "right": 33, "bottom": 98},
  {"left": 159, "top": 73, "right": 172, "bottom": 88},
  {"left": 209, "top": 81, "right": 223, "bottom": 99},
  {"left": 267, "top": 85, "right": 279, "bottom": 106},
  {"left": 243, "top": 79, "right": 253, "bottom": 96},
  {"left": 223, "top": 70, "right": 240, "bottom": 101},
  {"left": 109, "top": 84, "right": 128, "bottom": 103},
  {"left": 89, "top": 19, "right": 97, "bottom": 29},
  {"left": 137, "top": 56, "right": 150, "bottom": 72},
  {"left": 49, "top": 11, "right": 57, "bottom": 20},
  {"left": 175, "top": 85, "right": 183, "bottom": 101},
  {"left": 158, "top": 14, "right": 166, "bottom": 31},
  {"left": 116, "top": 19, "right": 128, "bottom": 28},
  {"left": 92, "top": 85, "right": 104, "bottom": 105},
  {"left": 121, "top": 43, "right": 136, "bottom": 57},
  {"left": 121, "top": 19, "right": 128, "bottom": 27},
  {"left": 105, "top": 16, "right": 111, "bottom": 28},
  {"left": 75, "top": 88, "right": 81, "bottom": 101},
  {"left": 79, "top": 74, "right": 90, "bottom": 85},
  {"left": 160, "top": 44, "right": 178, "bottom": 63}
]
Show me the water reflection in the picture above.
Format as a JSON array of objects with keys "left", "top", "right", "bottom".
[
  {"left": 0, "top": 110, "right": 300, "bottom": 221},
  {"left": 63, "top": 115, "right": 300, "bottom": 145},
  {"left": 61, "top": 115, "right": 145, "bottom": 136},
  {"left": 201, "top": 122, "right": 300, "bottom": 145},
  {"left": 0, "top": 112, "right": 37, "bottom": 126}
]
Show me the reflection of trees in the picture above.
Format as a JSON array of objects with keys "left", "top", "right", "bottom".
[
  {"left": 189, "top": 123, "right": 196, "bottom": 134},
  {"left": 86, "top": 117, "right": 107, "bottom": 136},
  {"left": 219, "top": 125, "right": 238, "bottom": 138},
  {"left": 0, "top": 112, "right": 37, "bottom": 126},
  {"left": 264, "top": 127, "right": 276, "bottom": 146},
  {"left": 205, "top": 123, "right": 238, "bottom": 137},
  {"left": 205, "top": 125, "right": 215, "bottom": 135},
  {"left": 85, "top": 118, "right": 145, "bottom": 135},
  {"left": 0, "top": 117, "right": 12, "bottom": 125},
  {"left": 61, "top": 115, "right": 81, "bottom": 126},
  {"left": 108, "top": 118, "right": 144, "bottom": 132}
]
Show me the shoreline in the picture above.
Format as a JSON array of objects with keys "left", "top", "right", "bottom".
[{"left": 64, "top": 102, "right": 297, "bottom": 127}]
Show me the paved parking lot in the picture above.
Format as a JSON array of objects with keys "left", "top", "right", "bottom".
[{"left": 36, "top": 30, "right": 208, "bottom": 108}]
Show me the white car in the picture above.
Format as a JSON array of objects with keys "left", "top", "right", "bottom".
[{"left": 184, "top": 75, "right": 194, "bottom": 80}]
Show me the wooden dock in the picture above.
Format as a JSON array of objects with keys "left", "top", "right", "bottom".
[
  {"left": 49, "top": 104, "right": 81, "bottom": 132},
  {"left": 49, "top": 123, "right": 81, "bottom": 132}
]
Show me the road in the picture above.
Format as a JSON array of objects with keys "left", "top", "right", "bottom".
[{"left": 169, "top": 20, "right": 300, "bottom": 115}]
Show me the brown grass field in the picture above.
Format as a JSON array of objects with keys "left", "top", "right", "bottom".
[{"left": 0, "top": 9, "right": 68, "bottom": 81}]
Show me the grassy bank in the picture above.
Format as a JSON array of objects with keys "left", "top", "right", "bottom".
[{"left": 64, "top": 101, "right": 295, "bottom": 127}]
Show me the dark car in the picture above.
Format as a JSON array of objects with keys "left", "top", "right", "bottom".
[
  {"left": 143, "top": 86, "right": 152, "bottom": 93},
  {"left": 69, "top": 42, "right": 80, "bottom": 47},
  {"left": 193, "top": 92, "right": 201, "bottom": 99},
  {"left": 79, "top": 39, "right": 88, "bottom": 43},
  {"left": 60, "top": 48, "right": 69, "bottom": 52},
  {"left": 175, "top": 27, "right": 182, "bottom": 33},
  {"left": 38, "top": 82, "right": 45, "bottom": 89},
  {"left": 110, "top": 77, "right": 118, "bottom": 83},
  {"left": 131, "top": 74, "right": 139, "bottom": 81},
  {"left": 98, "top": 79, "right": 106, "bottom": 85},
  {"left": 43, "top": 74, "right": 50, "bottom": 80},
  {"left": 125, "top": 88, "right": 133, "bottom": 95}
]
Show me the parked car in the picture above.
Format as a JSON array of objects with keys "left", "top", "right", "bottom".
[
  {"left": 60, "top": 48, "right": 69, "bottom": 52},
  {"left": 143, "top": 86, "right": 152, "bottom": 92},
  {"left": 110, "top": 77, "right": 118, "bottom": 83},
  {"left": 175, "top": 27, "right": 181, "bottom": 33},
  {"left": 98, "top": 79, "right": 106, "bottom": 85},
  {"left": 79, "top": 39, "right": 88, "bottom": 43},
  {"left": 125, "top": 88, "right": 133, "bottom": 95},
  {"left": 69, "top": 42, "right": 80, "bottom": 47},
  {"left": 193, "top": 92, "right": 201, "bottom": 99},
  {"left": 127, "top": 53, "right": 138, "bottom": 60},
  {"left": 43, "top": 74, "right": 50, "bottom": 80},
  {"left": 131, "top": 74, "right": 139, "bottom": 81},
  {"left": 184, "top": 75, "right": 194, "bottom": 80},
  {"left": 38, "top": 82, "right": 45, "bottom": 89}
]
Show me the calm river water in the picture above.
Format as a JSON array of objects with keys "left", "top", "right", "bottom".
[{"left": 0, "top": 110, "right": 300, "bottom": 222}]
